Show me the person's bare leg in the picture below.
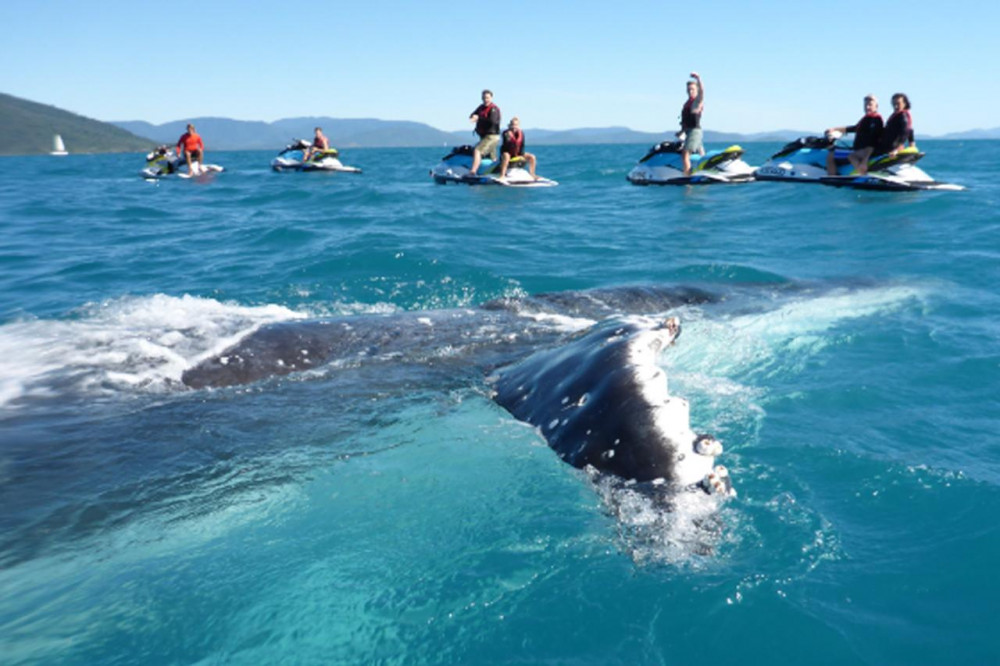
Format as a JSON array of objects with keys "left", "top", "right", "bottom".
[
  {"left": 471, "top": 150, "right": 481, "bottom": 175},
  {"left": 857, "top": 147, "right": 872, "bottom": 175},
  {"left": 499, "top": 153, "right": 510, "bottom": 178},
  {"left": 682, "top": 150, "right": 691, "bottom": 176},
  {"left": 827, "top": 150, "right": 838, "bottom": 175},
  {"left": 526, "top": 153, "right": 537, "bottom": 178}
]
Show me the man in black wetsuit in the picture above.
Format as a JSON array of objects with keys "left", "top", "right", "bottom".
[
  {"left": 826, "top": 94, "right": 883, "bottom": 175},
  {"left": 469, "top": 89, "right": 501, "bottom": 175}
]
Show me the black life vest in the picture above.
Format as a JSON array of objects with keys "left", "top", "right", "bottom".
[
  {"left": 850, "top": 112, "right": 883, "bottom": 150},
  {"left": 877, "top": 109, "right": 913, "bottom": 154},
  {"left": 474, "top": 103, "right": 500, "bottom": 137},
  {"left": 681, "top": 98, "right": 701, "bottom": 131}
]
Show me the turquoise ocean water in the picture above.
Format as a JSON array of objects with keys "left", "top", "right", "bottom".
[{"left": 1, "top": 142, "right": 998, "bottom": 664}]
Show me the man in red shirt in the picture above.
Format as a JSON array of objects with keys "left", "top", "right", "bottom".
[{"left": 176, "top": 123, "right": 205, "bottom": 174}]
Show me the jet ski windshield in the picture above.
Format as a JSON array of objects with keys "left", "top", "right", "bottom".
[
  {"left": 638, "top": 141, "right": 686, "bottom": 163},
  {"left": 441, "top": 145, "right": 477, "bottom": 160},
  {"left": 771, "top": 136, "right": 836, "bottom": 159}
]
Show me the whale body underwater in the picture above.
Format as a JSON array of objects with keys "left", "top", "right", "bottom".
[{"left": 182, "top": 285, "right": 736, "bottom": 497}]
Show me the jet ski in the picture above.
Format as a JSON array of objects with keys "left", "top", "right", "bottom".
[
  {"left": 755, "top": 134, "right": 964, "bottom": 191},
  {"left": 430, "top": 145, "right": 557, "bottom": 187},
  {"left": 270, "top": 139, "right": 362, "bottom": 173},
  {"left": 626, "top": 141, "right": 756, "bottom": 185},
  {"left": 141, "top": 146, "right": 224, "bottom": 180}
]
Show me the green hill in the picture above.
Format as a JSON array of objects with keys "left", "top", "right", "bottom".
[{"left": 0, "top": 92, "right": 154, "bottom": 155}]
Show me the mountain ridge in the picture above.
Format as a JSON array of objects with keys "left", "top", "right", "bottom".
[
  {"left": 4, "top": 92, "right": 998, "bottom": 155},
  {"left": 107, "top": 116, "right": 1000, "bottom": 150},
  {"left": 0, "top": 92, "right": 154, "bottom": 155},
  {"left": 111, "top": 116, "right": 826, "bottom": 150}
]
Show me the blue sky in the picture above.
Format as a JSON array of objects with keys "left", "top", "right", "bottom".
[{"left": 2, "top": 0, "right": 997, "bottom": 135}]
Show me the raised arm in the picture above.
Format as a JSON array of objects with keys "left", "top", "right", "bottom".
[{"left": 690, "top": 72, "right": 704, "bottom": 112}]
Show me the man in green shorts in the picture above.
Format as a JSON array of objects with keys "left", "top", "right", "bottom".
[
  {"left": 677, "top": 72, "right": 704, "bottom": 176},
  {"left": 469, "top": 89, "right": 501, "bottom": 175}
]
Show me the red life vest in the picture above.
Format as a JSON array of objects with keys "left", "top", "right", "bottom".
[
  {"left": 476, "top": 103, "right": 496, "bottom": 121},
  {"left": 502, "top": 129, "right": 524, "bottom": 156}
]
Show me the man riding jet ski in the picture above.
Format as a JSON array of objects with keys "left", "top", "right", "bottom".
[
  {"left": 270, "top": 139, "right": 362, "bottom": 173},
  {"left": 626, "top": 141, "right": 756, "bottom": 185},
  {"left": 754, "top": 134, "right": 963, "bottom": 191},
  {"left": 429, "top": 144, "right": 557, "bottom": 187},
  {"left": 140, "top": 146, "right": 224, "bottom": 180},
  {"left": 758, "top": 93, "right": 962, "bottom": 191}
]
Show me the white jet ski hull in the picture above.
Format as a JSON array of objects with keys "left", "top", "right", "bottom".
[
  {"left": 626, "top": 143, "right": 756, "bottom": 185},
  {"left": 430, "top": 147, "right": 557, "bottom": 187},
  {"left": 756, "top": 139, "right": 964, "bottom": 191},
  {"left": 141, "top": 164, "right": 224, "bottom": 180},
  {"left": 271, "top": 157, "right": 362, "bottom": 173}
]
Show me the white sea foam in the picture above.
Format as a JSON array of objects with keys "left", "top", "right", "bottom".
[
  {"left": 593, "top": 472, "right": 730, "bottom": 567},
  {"left": 0, "top": 294, "right": 308, "bottom": 409},
  {"left": 518, "top": 310, "right": 595, "bottom": 333},
  {"left": 596, "top": 285, "right": 926, "bottom": 564},
  {"left": 667, "top": 285, "right": 925, "bottom": 379}
]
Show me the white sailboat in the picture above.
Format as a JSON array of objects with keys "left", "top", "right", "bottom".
[{"left": 50, "top": 134, "right": 68, "bottom": 156}]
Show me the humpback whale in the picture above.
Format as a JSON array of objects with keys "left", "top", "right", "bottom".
[
  {"left": 181, "top": 285, "right": 718, "bottom": 389},
  {"left": 181, "top": 286, "right": 735, "bottom": 496},
  {"left": 490, "top": 316, "right": 733, "bottom": 494}
]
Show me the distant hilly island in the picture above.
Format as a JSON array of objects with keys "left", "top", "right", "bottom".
[
  {"left": 0, "top": 93, "right": 152, "bottom": 155},
  {"left": 100, "top": 118, "right": 1000, "bottom": 150},
  {"left": 110, "top": 116, "right": 828, "bottom": 150},
  {"left": 2, "top": 92, "right": 998, "bottom": 155}
]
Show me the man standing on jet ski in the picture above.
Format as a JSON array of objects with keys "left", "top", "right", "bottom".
[
  {"left": 677, "top": 72, "right": 704, "bottom": 176},
  {"left": 876, "top": 93, "right": 916, "bottom": 157},
  {"left": 176, "top": 124, "right": 205, "bottom": 174},
  {"left": 825, "top": 94, "right": 883, "bottom": 175},
  {"left": 469, "top": 89, "right": 501, "bottom": 175}
]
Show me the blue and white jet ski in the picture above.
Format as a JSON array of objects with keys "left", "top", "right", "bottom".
[
  {"left": 626, "top": 141, "right": 756, "bottom": 185},
  {"left": 270, "top": 139, "right": 362, "bottom": 173},
  {"left": 430, "top": 145, "right": 557, "bottom": 187},
  {"left": 755, "top": 134, "right": 964, "bottom": 191},
  {"left": 141, "top": 146, "right": 224, "bottom": 180}
]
